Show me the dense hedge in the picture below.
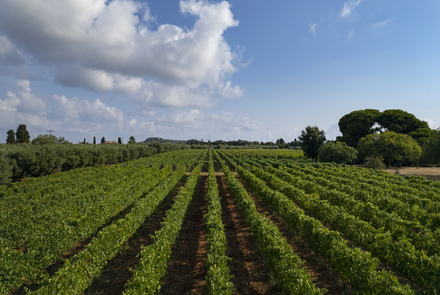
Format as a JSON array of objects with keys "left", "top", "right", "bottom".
[{"left": 0, "top": 143, "right": 189, "bottom": 184}]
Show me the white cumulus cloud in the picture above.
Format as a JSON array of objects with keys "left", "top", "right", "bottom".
[
  {"left": 51, "top": 95, "right": 123, "bottom": 123},
  {"left": 0, "top": 0, "right": 243, "bottom": 108}
]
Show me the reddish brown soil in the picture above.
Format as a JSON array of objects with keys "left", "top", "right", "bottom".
[
  {"left": 158, "top": 175, "right": 209, "bottom": 294},
  {"left": 217, "top": 175, "right": 280, "bottom": 295}
]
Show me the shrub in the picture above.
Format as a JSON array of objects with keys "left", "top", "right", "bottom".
[
  {"left": 318, "top": 141, "right": 358, "bottom": 164},
  {"left": 363, "top": 156, "right": 386, "bottom": 170}
]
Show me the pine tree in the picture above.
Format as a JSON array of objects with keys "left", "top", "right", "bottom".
[
  {"left": 93, "top": 136, "right": 96, "bottom": 145},
  {"left": 101, "top": 136, "right": 106, "bottom": 144},
  {"left": 118, "top": 137, "right": 122, "bottom": 144},
  {"left": 16, "top": 124, "right": 30, "bottom": 143},
  {"left": 6, "top": 129, "right": 16, "bottom": 144}
]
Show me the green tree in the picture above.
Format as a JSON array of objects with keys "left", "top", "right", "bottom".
[
  {"left": 421, "top": 129, "right": 440, "bottom": 165},
  {"left": 318, "top": 141, "right": 358, "bottom": 164},
  {"left": 298, "top": 126, "right": 326, "bottom": 159},
  {"left": 32, "top": 134, "right": 70, "bottom": 145},
  {"left": 6, "top": 129, "right": 16, "bottom": 144},
  {"left": 32, "top": 134, "right": 57, "bottom": 145},
  {"left": 338, "top": 109, "right": 381, "bottom": 147},
  {"left": 357, "top": 131, "right": 422, "bottom": 166},
  {"left": 276, "top": 138, "right": 286, "bottom": 148},
  {"left": 16, "top": 124, "right": 30, "bottom": 143},
  {"left": 0, "top": 152, "right": 12, "bottom": 184},
  {"left": 378, "top": 109, "right": 431, "bottom": 145},
  {"left": 101, "top": 136, "right": 106, "bottom": 144},
  {"left": 118, "top": 137, "right": 122, "bottom": 144},
  {"left": 128, "top": 136, "right": 136, "bottom": 144},
  {"left": 93, "top": 136, "right": 96, "bottom": 145},
  {"left": 56, "top": 136, "right": 70, "bottom": 144}
]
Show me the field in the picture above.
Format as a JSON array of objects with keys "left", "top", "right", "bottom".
[{"left": 1, "top": 149, "right": 439, "bottom": 294}]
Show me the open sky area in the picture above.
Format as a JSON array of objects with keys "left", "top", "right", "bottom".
[{"left": 0, "top": 0, "right": 439, "bottom": 143}]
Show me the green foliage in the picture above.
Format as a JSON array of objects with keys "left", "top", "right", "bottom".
[
  {"left": 220, "top": 152, "right": 414, "bottom": 294},
  {"left": 215, "top": 151, "right": 323, "bottom": 294},
  {"left": 205, "top": 151, "right": 235, "bottom": 294},
  {"left": 318, "top": 141, "right": 358, "bottom": 164},
  {"left": 0, "top": 150, "right": 204, "bottom": 295},
  {"left": 101, "top": 136, "right": 105, "bottom": 143},
  {"left": 338, "top": 109, "right": 431, "bottom": 147},
  {"left": 0, "top": 142, "right": 190, "bottom": 183},
  {"left": 421, "top": 129, "right": 440, "bottom": 165},
  {"left": 15, "top": 124, "right": 30, "bottom": 143},
  {"left": 123, "top": 158, "right": 204, "bottom": 295},
  {"left": 118, "top": 137, "right": 122, "bottom": 144},
  {"left": 6, "top": 129, "right": 16, "bottom": 144},
  {"left": 298, "top": 126, "right": 326, "bottom": 159},
  {"left": 128, "top": 136, "right": 136, "bottom": 144},
  {"left": 363, "top": 156, "right": 386, "bottom": 170},
  {"left": 357, "top": 131, "right": 422, "bottom": 166},
  {"left": 338, "top": 109, "right": 381, "bottom": 147},
  {"left": 0, "top": 152, "right": 12, "bottom": 184},
  {"left": 32, "top": 134, "right": 56, "bottom": 144}
]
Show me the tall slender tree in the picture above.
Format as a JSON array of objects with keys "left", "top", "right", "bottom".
[
  {"left": 6, "top": 129, "right": 16, "bottom": 144},
  {"left": 15, "top": 124, "right": 30, "bottom": 143},
  {"left": 298, "top": 126, "right": 326, "bottom": 159},
  {"left": 101, "top": 136, "right": 106, "bottom": 144},
  {"left": 93, "top": 136, "right": 96, "bottom": 145},
  {"left": 118, "top": 137, "right": 122, "bottom": 144}
]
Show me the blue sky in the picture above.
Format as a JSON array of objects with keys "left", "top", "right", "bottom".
[{"left": 0, "top": 0, "right": 439, "bottom": 143}]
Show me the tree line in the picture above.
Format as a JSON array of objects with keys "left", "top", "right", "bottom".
[
  {"left": 298, "top": 109, "right": 440, "bottom": 167},
  {"left": 0, "top": 136, "right": 189, "bottom": 184}
]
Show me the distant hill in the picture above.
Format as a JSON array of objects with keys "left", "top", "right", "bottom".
[{"left": 143, "top": 137, "right": 185, "bottom": 144}]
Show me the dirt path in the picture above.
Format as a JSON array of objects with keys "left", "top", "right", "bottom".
[
  {"left": 159, "top": 175, "right": 209, "bottom": 295},
  {"left": 217, "top": 175, "right": 280, "bottom": 295},
  {"left": 382, "top": 166, "right": 440, "bottom": 181}
]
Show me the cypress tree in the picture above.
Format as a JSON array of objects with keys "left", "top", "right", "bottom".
[
  {"left": 93, "top": 136, "right": 96, "bottom": 145},
  {"left": 16, "top": 124, "right": 30, "bottom": 143},
  {"left": 6, "top": 129, "right": 16, "bottom": 144}
]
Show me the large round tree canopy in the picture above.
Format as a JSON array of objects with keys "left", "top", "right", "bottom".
[
  {"left": 338, "top": 109, "right": 381, "bottom": 147},
  {"left": 338, "top": 109, "right": 430, "bottom": 147}
]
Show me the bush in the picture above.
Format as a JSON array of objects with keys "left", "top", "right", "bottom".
[
  {"left": 363, "top": 156, "right": 386, "bottom": 170},
  {"left": 318, "top": 141, "right": 358, "bottom": 164},
  {"left": 357, "top": 131, "right": 422, "bottom": 166},
  {"left": 0, "top": 152, "right": 12, "bottom": 184}
]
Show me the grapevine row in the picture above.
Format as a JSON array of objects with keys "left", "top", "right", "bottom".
[
  {"left": 218, "top": 151, "right": 415, "bottom": 294},
  {"left": 214, "top": 151, "right": 323, "bottom": 294},
  {"left": 204, "top": 150, "right": 235, "bottom": 294},
  {"left": 123, "top": 156, "right": 204, "bottom": 294},
  {"left": 30, "top": 164, "right": 188, "bottom": 294}
]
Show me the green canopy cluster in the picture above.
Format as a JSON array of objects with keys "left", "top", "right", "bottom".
[{"left": 338, "top": 109, "right": 431, "bottom": 147}]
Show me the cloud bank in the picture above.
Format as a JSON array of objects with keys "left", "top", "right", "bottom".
[{"left": 0, "top": 0, "right": 243, "bottom": 108}]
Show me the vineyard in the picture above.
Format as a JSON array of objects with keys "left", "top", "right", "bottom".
[{"left": 1, "top": 149, "right": 439, "bottom": 294}]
